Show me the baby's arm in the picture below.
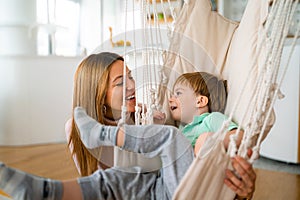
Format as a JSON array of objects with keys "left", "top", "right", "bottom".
[
  {"left": 194, "top": 132, "right": 213, "bottom": 155},
  {"left": 136, "top": 103, "right": 166, "bottom": 124},
  {"left": 153, "top": 110, "right": 166, "bottom": 124},
  {"left": 194, "top": 129, "right": 244, "bottom": 155},
  {"left": 223, "top": 129, "right": 244, "bottom": 150}
]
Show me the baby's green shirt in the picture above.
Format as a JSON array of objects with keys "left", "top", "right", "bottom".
[{"left": 179, "top": 112, "right": 238, "bottom": 147}]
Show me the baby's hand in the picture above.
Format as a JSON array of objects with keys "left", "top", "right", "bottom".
[{"left": 153, "top": 110, "right": 166, "bottom": 124}]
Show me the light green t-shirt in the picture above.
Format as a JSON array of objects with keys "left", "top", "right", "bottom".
[{"left": 179, "top": 112, "right": 238, "bottom": 147}]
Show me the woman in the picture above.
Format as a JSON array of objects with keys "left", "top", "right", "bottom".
[{"left": 66, "top": 52, "right": 163, "bottom": 176}]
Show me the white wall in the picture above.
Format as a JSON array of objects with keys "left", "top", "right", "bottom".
[
  {"left": 260, "top": 39, "right": 300, "bottom": 163},
  {"left": 80, "top": 0, "right": 102, "bottom": 54},
  {"left": 0, "top": 56, "right": 82, "bottom": 145},
  {"left": 0, "top": 0, "right": 37, "bottom": 55}
]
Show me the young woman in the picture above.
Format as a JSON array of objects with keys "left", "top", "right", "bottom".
[{"left": 66, "top": 52, "right": 163, "bottom": 175}]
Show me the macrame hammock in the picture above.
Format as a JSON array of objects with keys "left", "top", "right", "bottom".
[{"left": 93, "top": 0, "right": 299, "bottom": 199}]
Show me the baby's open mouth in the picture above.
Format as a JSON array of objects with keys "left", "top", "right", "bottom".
[{"left": 170, "top": 106, "right": 177, "bottom": 111}]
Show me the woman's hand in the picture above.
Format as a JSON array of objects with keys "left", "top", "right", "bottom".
[{"left": 224, "top": 150, "right": 256, "bottom": 199}]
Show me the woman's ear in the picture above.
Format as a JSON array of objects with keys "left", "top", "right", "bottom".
[{"left": 196, "top": 95, "right": 208, "bottom": 108}]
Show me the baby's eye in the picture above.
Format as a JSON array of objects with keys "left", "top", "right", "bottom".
[{"left": 175, "top": 91, "right": 182, "bottom": 96}]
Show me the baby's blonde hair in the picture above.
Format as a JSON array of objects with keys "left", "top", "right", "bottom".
[{"left": 174, "top": 72, "right": 228, "bottom": 113}]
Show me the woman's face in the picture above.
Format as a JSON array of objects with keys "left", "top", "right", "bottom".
[{"left": 105, "top": 60, "right": 136, "bottom": 118}]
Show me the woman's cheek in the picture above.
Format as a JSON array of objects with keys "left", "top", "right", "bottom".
[{"left": 109, "top": 90, "right": 122, "bottom": 108}]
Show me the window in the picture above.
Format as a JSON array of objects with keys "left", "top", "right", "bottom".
[{"left": 36, "top": 0, "right": 80, "bottom": 56}]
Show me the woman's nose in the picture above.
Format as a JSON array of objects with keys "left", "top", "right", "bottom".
[{"left": 126, "top": 78, "right": 135, "bottom": 90}]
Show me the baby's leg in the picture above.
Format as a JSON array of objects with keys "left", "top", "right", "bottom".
[
  {"left": 74, "top": 107, "right": 119, "bottom": 148},
  {"left": 80, "top": 125, "right": 193, "bottom": 199},
  {"left": 121, "top": 125, "right": 194, "bottom": 198},
  {"left": 78, "top": 167, "right": 158, "bottom": 200},
  {"left": 74, "top": 107, "right": 194, "bottom": 197},
  {"left": 0, "top": 162, "right": 62, "bottom": 200},
  {"left": 74, "top": 107, "right": 192, "bottom": 157},
  {"left": 0, "top": 161, "right": 160, "bottom": 200}
]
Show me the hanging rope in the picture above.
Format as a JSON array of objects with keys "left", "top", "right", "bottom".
[
  {"left": 119, "top": 0, "right": 129, "bottom": 125},
  {"left": 133, "top": 0, "right": 142, "bottom": 126},
  {"left": 225, "top": 0, "right": 300, "bottom": 161}
]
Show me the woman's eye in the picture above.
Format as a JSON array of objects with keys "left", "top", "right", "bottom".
[
  {"left": 114, "top": 74, "right": 133, "bottom": 86},
  {"left": 115, "top": 81, "right": 123, "bottom": 86}
]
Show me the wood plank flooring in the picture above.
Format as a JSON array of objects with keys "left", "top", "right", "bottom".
[
  {"left": 0, "top": 143, "right": 299, "bottom": 199},
  {"left": 0, "top": 143, "right": 79, "bottom": 180}
]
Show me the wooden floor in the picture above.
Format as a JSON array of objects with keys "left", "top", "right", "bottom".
[{"left": 0, "top": 143, "right": 300, "bottom": 200}]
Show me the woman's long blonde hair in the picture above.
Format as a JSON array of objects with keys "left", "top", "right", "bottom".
[{"left": 69, "top": 52, "right": 123, "bottom": 176}]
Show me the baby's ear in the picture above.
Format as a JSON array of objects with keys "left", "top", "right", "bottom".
[{"left": 196, "top": 95, "right": 209, "bottom": 108}]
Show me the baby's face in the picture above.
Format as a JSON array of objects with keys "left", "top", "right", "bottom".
[{"left": 168, "top": 83, "right": 199, "bottom": 124}]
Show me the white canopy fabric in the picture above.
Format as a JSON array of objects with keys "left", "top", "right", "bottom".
[{"left": 173, "top": 134, "right": 236, "bottom": 199}]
